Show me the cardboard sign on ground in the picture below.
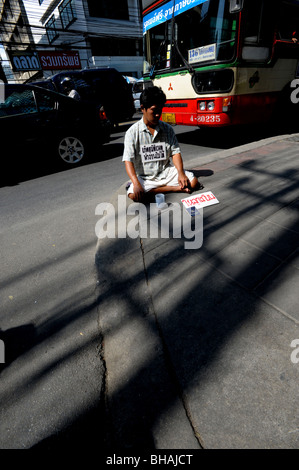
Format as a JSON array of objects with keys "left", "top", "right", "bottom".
[{"left": 181, "top": 191, "right": 219, "bottom": 210}]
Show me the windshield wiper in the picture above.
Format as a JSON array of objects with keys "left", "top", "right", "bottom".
[
  {"left": 172, "top": 36, "right": 194, "bottom": 74},
  {"left": 170, "top": 1, "right": 194, "bottom": 74}
]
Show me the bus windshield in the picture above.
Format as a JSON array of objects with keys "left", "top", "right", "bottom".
[{"left": 143, "top": 0, "right": 238, "bottom": 74}]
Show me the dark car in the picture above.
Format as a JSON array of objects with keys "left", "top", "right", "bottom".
[
  {"left": 31, "top": 67, "right": 136, "bottom": 125},
  {"left": 0, "top": 83, "right": 111, "bottom": 166}
]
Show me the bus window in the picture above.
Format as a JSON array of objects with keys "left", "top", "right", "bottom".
[
  {"left": 242, "top": 0, "right": 275, "bottom": 61},
  {"left": 172, "top": 0, "right": 237, "bottom": 67},
  {"left": 143, "top": 0, "right": 238, "bottom": 74},
  {"left": 277, "top": 0, "right": 299, "bottom": 41},
  {"left": 243, "top": 0, "right": 263, "bottom": 44}
]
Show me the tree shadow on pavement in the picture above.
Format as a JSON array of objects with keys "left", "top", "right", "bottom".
[
  {"left": 93, "top": 139, "right": 299, "bottom": 449},
  {"left": 0, "top": 238, "right": 108, "bottom": 450},
  {"left": 0, "top": 132, "right": 298, "bottom": 451}
]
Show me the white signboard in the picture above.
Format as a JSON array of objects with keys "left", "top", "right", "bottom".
[
  {"left": 141, "top": 143, "right": 166, "bottom": 163},
  {"left": 181, "top": 191, "right": 219, "bottom": 209},
  {"left": 188, "top": 43, "right": 216, "bottom": 64}
]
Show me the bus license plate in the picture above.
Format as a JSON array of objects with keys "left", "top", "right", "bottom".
[{"left": 162, "top": 113, "right": 176, "bottom": 124}]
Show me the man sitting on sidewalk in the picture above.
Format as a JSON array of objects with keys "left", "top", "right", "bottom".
[{"left": 123, "top": 86, "right": 201, "bottom": 202}]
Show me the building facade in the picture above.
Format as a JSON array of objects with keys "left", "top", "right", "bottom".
[
  {"left": 0, "top": 0, "right": 37, "bottom": 82},
  {"left": 0, "top": 0, "right": 143, "bottom": 82}
]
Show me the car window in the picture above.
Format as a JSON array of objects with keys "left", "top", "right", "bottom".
[
  {"left": 132, "top": 82, "right": 144, "bottom": 94},
  {"left": 89, "top": 71, "right": 123, "bottom": 89},
  {"left": 71, "top": 77, "right": 93, "bottom": 99},
  {"left": 32, "top": 81, "right": 56, "bottom": 91},
  {"left": 55, "top": 74, "right": 93, "bottom": 100},
  {"left": 0, "top": 89, "right": 37, "bottom": 117},
  {"left": 34, "top": 90, "right": 56, "bottom": 112}
]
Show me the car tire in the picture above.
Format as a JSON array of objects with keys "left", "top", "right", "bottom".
[{"left": 57, "top": 134, "right": 88, "bottom": 165}]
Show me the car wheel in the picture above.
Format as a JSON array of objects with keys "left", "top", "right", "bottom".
[{"left": 57, "top": 135, "right": 87, "bottom": 165}]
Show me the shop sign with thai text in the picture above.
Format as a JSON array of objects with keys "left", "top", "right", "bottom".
[
  {"left": 38, "top": 51, "right": 81, "bottom": 70},
  {"left": 9, "top": 50, "right": 81, "bottom": 72}
]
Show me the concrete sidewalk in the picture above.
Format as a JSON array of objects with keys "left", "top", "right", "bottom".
[{"left": 95, "top": 133, "right": 299, "bottom": 449}]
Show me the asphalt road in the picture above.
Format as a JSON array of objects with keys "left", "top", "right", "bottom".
[{"left": 0, "top": 116, "right": 291, "bottom": 449}]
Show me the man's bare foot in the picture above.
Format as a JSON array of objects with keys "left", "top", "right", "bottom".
[
  {"left": 180, "top": 187, "right": 192, "bottom": 193},
  {"left": 128, "top": 192, "right": 155, "bottom": 203}
]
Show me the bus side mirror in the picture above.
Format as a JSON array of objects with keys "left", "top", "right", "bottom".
[{"left": 229, "top": 0, "right": 244, "bottom": 13}]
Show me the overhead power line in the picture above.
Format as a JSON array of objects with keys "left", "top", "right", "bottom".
[
  {"left": 0, "top": 1, "right": 142, "bottom": 35},
  {"left": 0, "top": 18, "right": 142, "bottom": 37}
]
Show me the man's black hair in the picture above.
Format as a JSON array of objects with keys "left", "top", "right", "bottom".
[{"left": 140, "top": 86, "right": 166, "bottom": 109}]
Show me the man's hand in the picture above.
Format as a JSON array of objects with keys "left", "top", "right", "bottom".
[
  {"left": 177, "top": 170, "right": 191, "bottom": 192},
  {"left": 125, "top": 161, "right": 145, "bottom": 202},
  {"left": 132, "top": 180, "right": 145, "bottom": 202},
  {"left": 172, "top": 154, "right": 191, "bottom": 192}
]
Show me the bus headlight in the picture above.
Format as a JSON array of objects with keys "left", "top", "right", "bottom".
[
  {"left": 223, "top": 97, "right": 232, "bottom": 112},
  {"left": 198, "top": 101, "right": 206, "bottom": 111},
  {"left": 207, "top": 101, "right": 215, "bottom": 111}
]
